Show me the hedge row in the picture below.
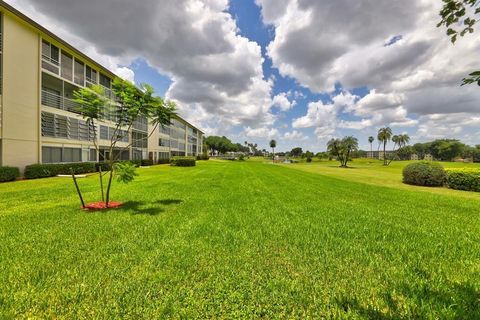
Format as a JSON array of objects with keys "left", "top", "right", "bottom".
[
  {"left": 445, "top": 168, "right": 480, "bottom": 192},
  {"left": 170, "top": 157, "right": 196, "bottom": 167},
  {"left": 0, "top": 156, "right": 195, "bottom": 182},
  {"left": 25, "top": 162, "right": 97, "bottom": 179},
  {"left": 0, "top": 166, "right": 20, "bottom": 182},
  {"left": 158, "top": 158, "right": 170, "bottom": 164},
  {"left": 403, "top": 163, "right": 480, "bottom": 193},
  {"left": 24, "top": 160, "right": 149, "bottom": 179}
]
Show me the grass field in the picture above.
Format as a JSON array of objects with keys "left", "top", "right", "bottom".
[
  {"left": 282, "top": 158, "right": 480, "bottom": 199},
  {"left": 1, "top": 160, "right": 479, "bottom": 318}
]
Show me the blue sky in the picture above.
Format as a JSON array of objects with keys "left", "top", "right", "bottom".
[
  {"left": 8, "top": 0, "right": 480, "bottom": 152},
  {"left": 127, "top": 0, "right": 371, "bottom": 151}
]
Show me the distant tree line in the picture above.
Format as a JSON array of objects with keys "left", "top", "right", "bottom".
[
  {"left": 205, "top": 133, "right": 480, "bottom": 164},
  {"left": 204, "top": 136, "right": 267, "bottom": 156},
  {"left": 397, "top": 139, "right": 480, "bottom": 162}
]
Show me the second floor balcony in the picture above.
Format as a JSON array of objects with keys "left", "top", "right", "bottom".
[{"left": 41, "top": 89, "right": 81, "bottom": 114}]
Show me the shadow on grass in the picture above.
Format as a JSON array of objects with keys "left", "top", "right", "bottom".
[
  {"left": 118, "top": 199, "right": 183, "bottom": 216},
  {"left": 335, "top": 281, "right": 480, "bottom": 319},
  {"left": 326, "top": 165, "right": 359, "bottom": 169}
]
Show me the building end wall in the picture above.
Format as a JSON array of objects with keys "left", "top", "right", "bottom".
[{"left": 1, "top": 13, "right": 40, "bottom": 169}]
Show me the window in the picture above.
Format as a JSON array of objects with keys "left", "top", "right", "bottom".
[
  {"left": 89, "top": 149, "right": 97, "bottom": 162},
  {"left": 41, "top": 112, "right": 55, "bottom": 137},
  {"left": 171, "top": 150, "right": 185, "bottom": 157},
  {"left": 159, "top": 126, "right": 170, "bottom": 135},
  {"left": 42, "top": 147, "right": 82, "bottom": 163},
  {"left": 133, "top": 116, "right": 148, "bottom": 132},
  {"left": 78, "top": 120, "right": 91, "bottom": 141},
  {"left": 41, "top": 40, "right": 59, "bottom": 73},
  {"left": 42, "top": 146, "right": 62, "bottom": 163},
  {"left": 170, "top": 139, "right": 178, "bottom": 149},
  {"left": 86, "top": 66, "right": 97, "bottom": 86},
  {"left": 99, "top": 73, "right": 111, "bottom": 88},
  {"left": 42, "top": 112, "right": 94, "bottom": 141},
  {"left": 68, "top": 118, "right": 79, "bottom": 140},
  {"left": 55, "top": 115, "right": 68, "bottom": 138},
  {"left": 132, "top": 131, "right": 147, "bottom": 148},
  {"left": 99, "top": 125, "right": 129, "bottom": 142},
  {"left": 63, "top": 148, "right": 81, "bottom": 162},
  {"left": 158, "top": 138, "right": 169, "bottom": 147},
  {"left": 61, "top": 52, "right": 73, "bottom": 81},
  {"left": 74, "top": 59, "right": 85, "bottom": 86},
  {"left": 158, "top": 152, "right": 169, "bottom": 159},
  {"left": 132, "top": 149, "right": 142, "bottom": 160}
]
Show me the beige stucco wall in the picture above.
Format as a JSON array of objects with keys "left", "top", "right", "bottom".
[{"left": 1, "top": 13, "right": 39, "bottom": 169}]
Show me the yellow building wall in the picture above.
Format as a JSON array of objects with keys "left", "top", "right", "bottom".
[{"left": 1, "top": 12, "right": 40, "bottom": 169}]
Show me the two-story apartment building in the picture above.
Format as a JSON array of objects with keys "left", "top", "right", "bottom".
[{"left": 0, "top": 1, "right": 203, "bottom": 171}]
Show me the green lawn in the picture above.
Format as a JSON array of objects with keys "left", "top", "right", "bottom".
[
  {"left": 1, "top": 160, "right": 479, "bottom": 318},
  {"left": 282, "top": 158, "right": 480, "bottom": 199}
]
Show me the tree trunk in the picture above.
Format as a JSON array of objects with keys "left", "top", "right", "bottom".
[
  {"left": 105, "top": 168, "right": 114, "bottom": 207},
  {"left": 383, "top": 141, "right": 387, "bottom": 166},
  {"left": 99, "top": 165, "right": 105, "bottom": 202}
]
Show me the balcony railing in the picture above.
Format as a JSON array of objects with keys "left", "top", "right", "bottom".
[
  {"left": 42, "top": 90, "right": 81, "bottom": 114},
  {"left": 41, "top": 54, "right": 59, "bottom": 66}
]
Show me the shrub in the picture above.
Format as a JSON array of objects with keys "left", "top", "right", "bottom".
[
  {"left": 96, "top": 162, "right": 111, "bottom": 172},
  {"left": 196, "top": 154, "right": 210, "bottom": 160},
  {"left": 0, "top": 166, "right": 20, "bottom": 182},
  {"left": 171, "top": 157, "right": 196, "bottom": 167},
  {"left": 238, "top": 154, "right": 245, "bottom": 161},
  {"left": 158, "top": 158, "right": 170, "bottom": 164},
  {"left": 25, "top": 162, "right": 96, "bottom": 179},
  {"left": 306, "top": 157, "right": 312, "bottom": 163},
  {"left": 402, "top": 162, "right": 446, "bottom": 187},
  {"left": 141, "top": 159, "right": 154, "bottom": 166},
  {"left": 129, "top": 160, "right": 142, "bottom": 167},
  {"left": 445, "top": 169, "right": 480, "bottom": 192}
]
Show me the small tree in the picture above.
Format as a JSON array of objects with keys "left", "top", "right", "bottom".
[
  {"left": 327, "top": 136, "right": 358, "bottom": 167},
  {"left": 73, "top": 79, "right": 175, "bottom": 208},
  {"left": 269, "top": 139, "right": 277, "bottom": 162}
]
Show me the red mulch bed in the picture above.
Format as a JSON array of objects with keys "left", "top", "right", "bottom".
[{"left": 83, "top": 201, "right": 123, "bottom": 211}]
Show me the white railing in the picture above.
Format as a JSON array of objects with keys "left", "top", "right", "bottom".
[
  {"left": 41, "top": 54, "right": 59, "bottom": 66},
  {"left": 42, "top": 90, "right": 80, "bottom": 114}
]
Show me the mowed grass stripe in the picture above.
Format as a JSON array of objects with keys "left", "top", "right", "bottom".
[{"left": 0, "top": 160, "right": 479, "bottom": 318}]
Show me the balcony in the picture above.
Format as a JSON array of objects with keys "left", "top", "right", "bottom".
[{"left": 42, "top": 89, "right": 81, "bottom": 114}]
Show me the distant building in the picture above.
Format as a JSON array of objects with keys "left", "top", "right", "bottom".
[
  {"left": 410, "top": 154, "right": 419, "bottom": 161},
  {"left": 424, "top": 154, "right": 433, "bottom": 161},
  {"left": 366, "top": 150, "right": 396, "bottom": 160}
]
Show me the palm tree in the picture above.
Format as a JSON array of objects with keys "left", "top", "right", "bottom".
[
  {"left": 327, "top": 136, "right": 358, "bottom": 167},
  {"left": 342, "top": 136, "right": 359, "bottom": 167},
  {"left": 377, "top": 127, "right": 392, "bottom": 165},
  {"left": 368, "top": 136, "right": 374, "bottom": 157},
  {"left": 327, "top": 138, "right": 342, "bottom": 163},
  {"left": 388, "top": 133, "right": 410, "bottom": 165},
  {"left": 269, "top": 139, "right": 277, "bottom": 163},
  {"left": 398, "top": 134, "right": 410, "bottom": 148},
  {"left": 392, "top": 135, "right": 399, "bottom": 149}
]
